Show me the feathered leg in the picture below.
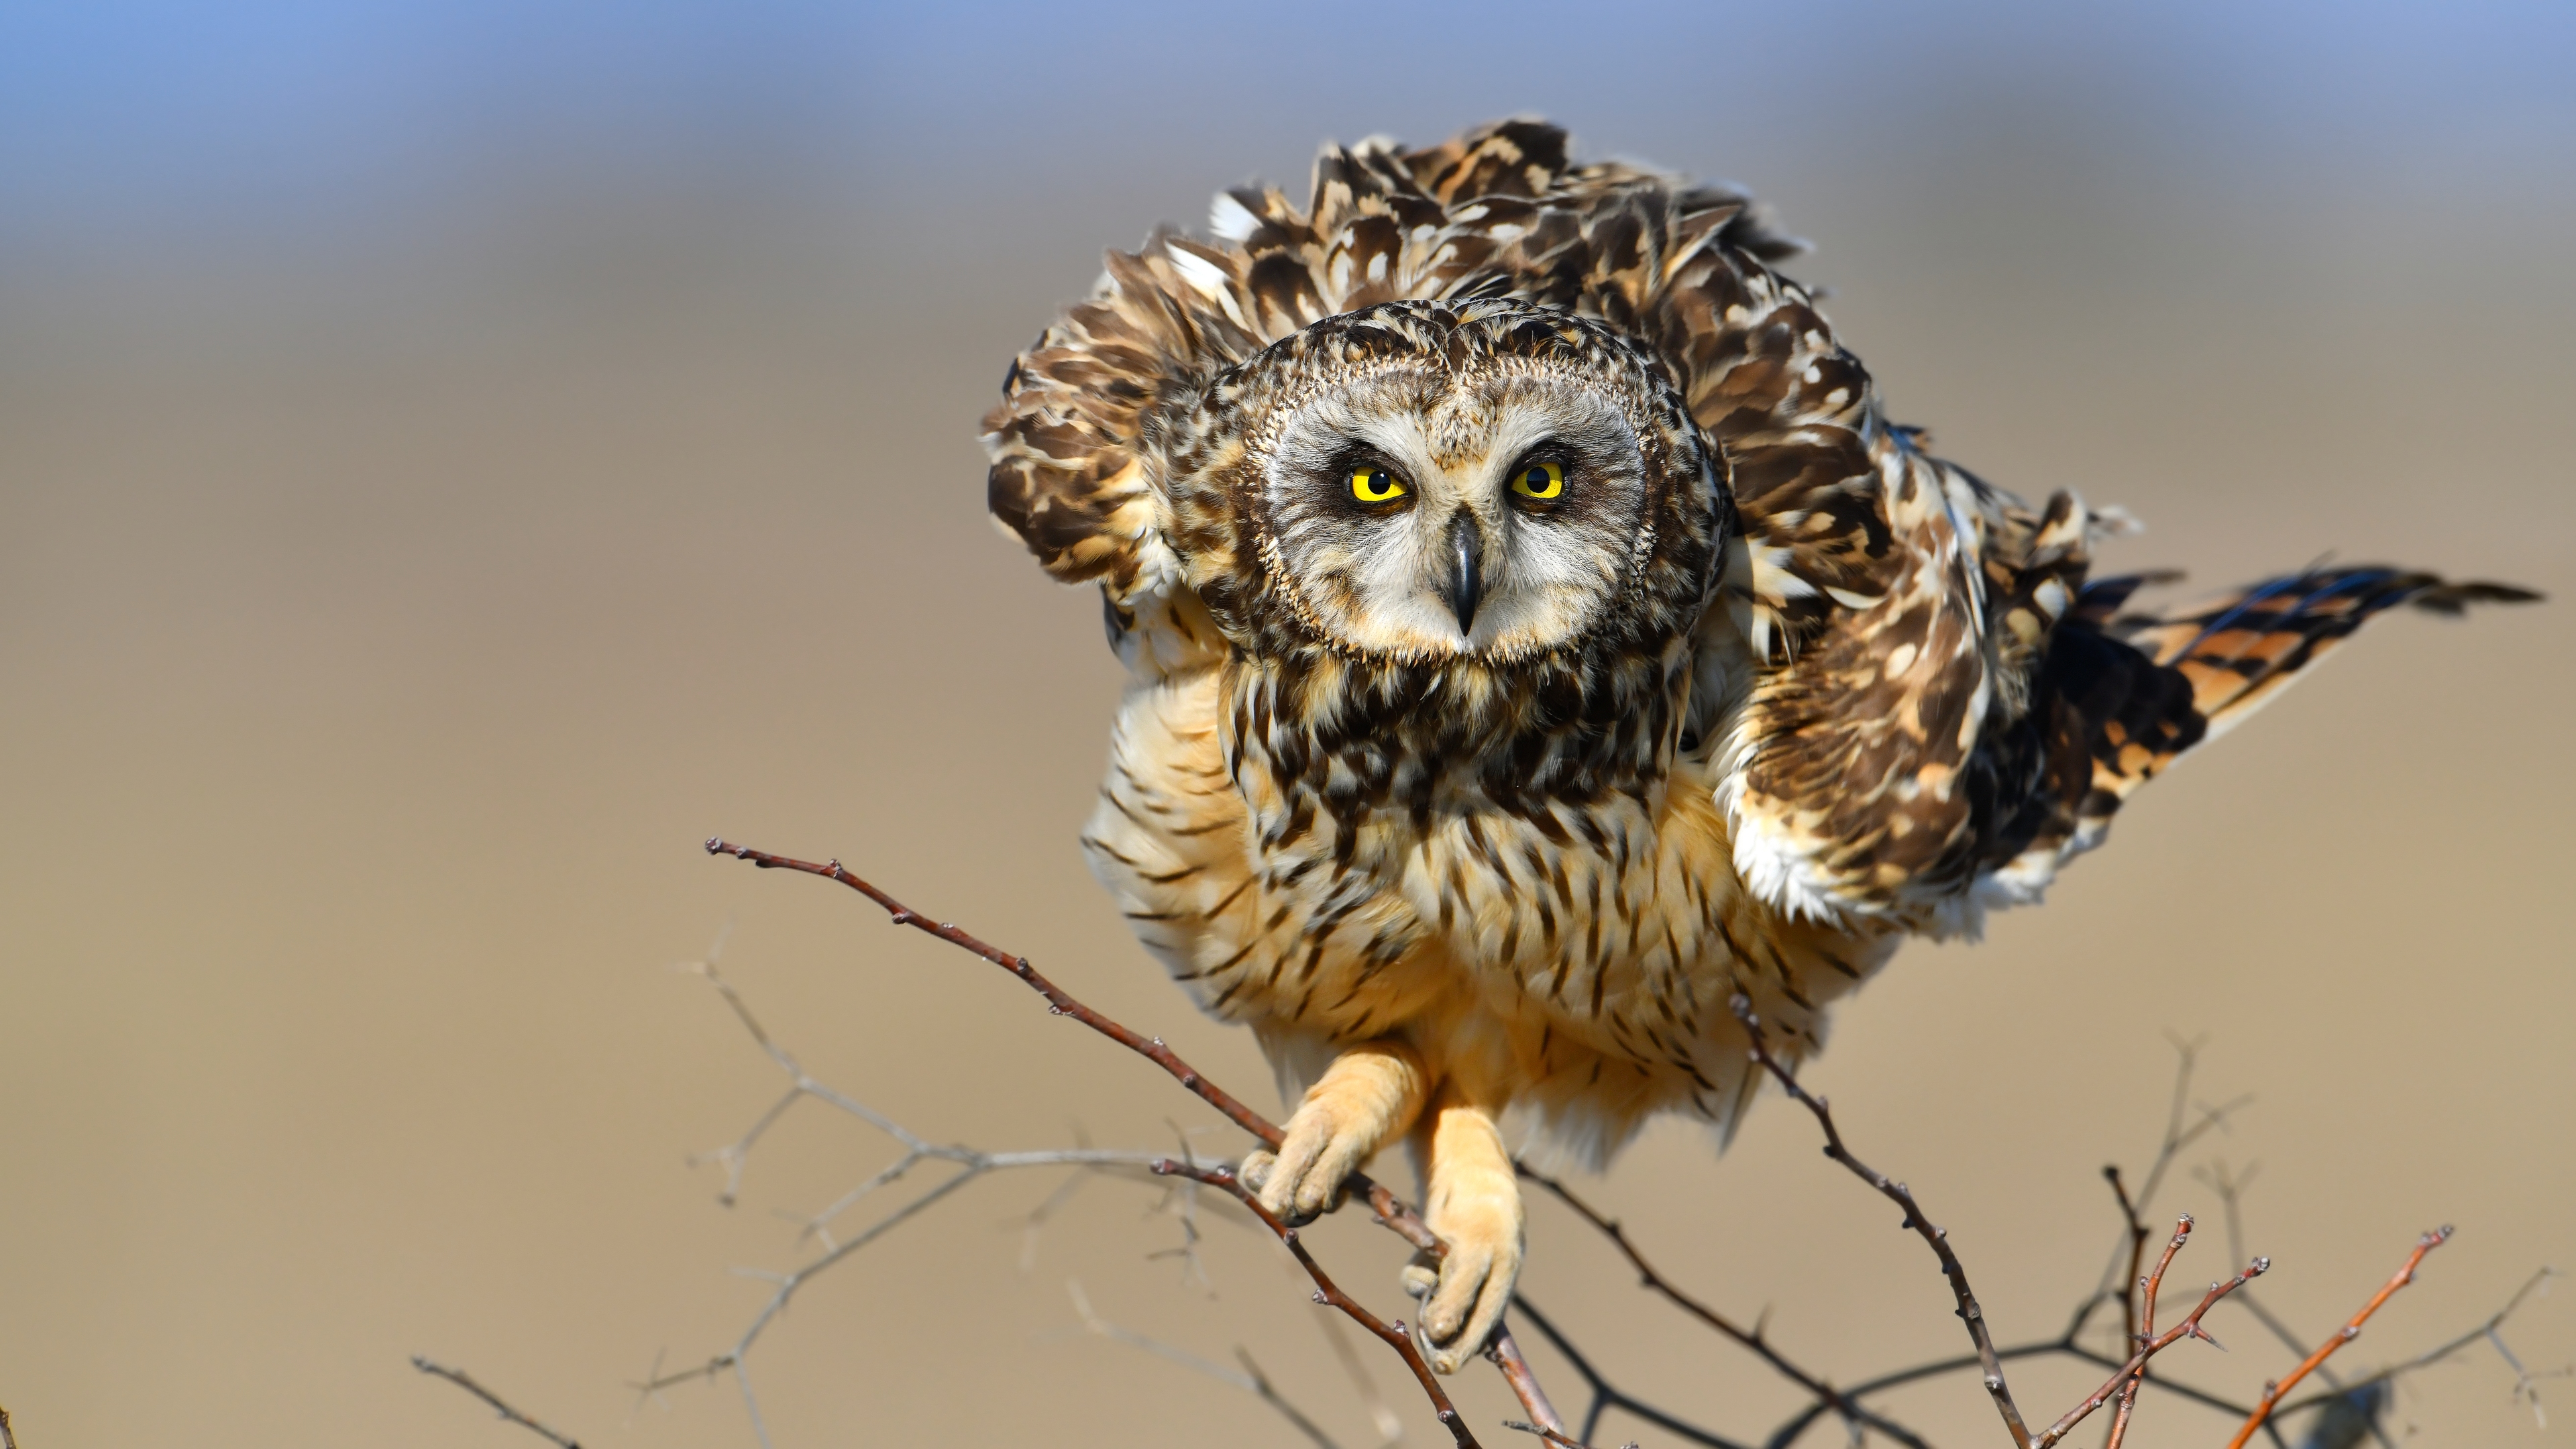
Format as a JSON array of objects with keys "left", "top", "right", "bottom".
[
  {"left": 1401, "top": 1080, "right": 1525, "bottom": 1375},
  {"left": 1241, "top": 1038, "right": 1429, "bottom": 1224}
]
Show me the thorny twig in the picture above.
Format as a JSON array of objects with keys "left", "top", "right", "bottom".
[
  {"left": 2028, "top": 1249, "right": 2265, "bottom": 1449},
  {"left": 705, "top": 839, "right": 1562, "bottom": 1439},
  {"left": 2226, "top": 1228, "right": 2452, "bottom": 1449},
  {"left": 2104, "top": 1217, "right": 2196, "bottom": 1449},
  {"left": 412, "top": 1356, "right": 582, "bottom": 1449}
]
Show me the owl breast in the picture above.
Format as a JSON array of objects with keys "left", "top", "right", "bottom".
[{"left": 1083, "top": 660, "right": 1898, "bottom": 1160}]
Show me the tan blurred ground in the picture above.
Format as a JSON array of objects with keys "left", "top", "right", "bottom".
[{"left": 3, "top": 56, "right": 2573, "bottom": 1449}]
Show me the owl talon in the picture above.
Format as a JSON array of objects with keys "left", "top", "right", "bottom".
[
  {"left": 1251, "top": 1099, "right": 1368, "bottom": 1225},
  {"left": 1407, "top": 1218, "right": 1520, "bottom": 1373},
  {"left": 1410, "top": 1093, "right": 1523, "bottom": 1375},
  {"left": 1248, "top": 1042, "right": 1430, "bottom": 1227},
  {"left": 1238, "top": 1149, "right": 1277, "bottom": 1197}
]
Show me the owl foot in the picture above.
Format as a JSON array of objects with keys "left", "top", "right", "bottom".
[
  {"left": 1404, "top": 1093, "right": 1524, "bottom": 1375},
  {"left": 1242, "top": 1039, "right": 1430, "bottom": 1226}
]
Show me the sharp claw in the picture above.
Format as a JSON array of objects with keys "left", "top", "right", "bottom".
[
  {"left": 1400, "top": 1256, "right": 1438, "bottom": 1301},
  {"left": 1238, "top": 1150, "right": 1276, "bottom": 1195}
]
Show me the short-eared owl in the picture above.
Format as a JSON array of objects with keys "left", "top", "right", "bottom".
[{"left": 981, "top": 120, "right": 2534, "bottom": 1372}]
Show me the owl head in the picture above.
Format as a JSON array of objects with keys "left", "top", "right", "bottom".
[{"left": 1151, "top": 299, "right": 1729, "bottom": 669}]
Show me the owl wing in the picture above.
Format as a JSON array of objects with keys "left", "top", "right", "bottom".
[
  {"left": 1566, "top": 133, "right": 2540, "bottom": 929},
  {"left": 979, "top": 121, "right": 2533, "bottom": 930}
]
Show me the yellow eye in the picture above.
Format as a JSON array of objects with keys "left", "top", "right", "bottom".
[
  {"left": 1511, "top": 460, "right": 1565, "bottom": 500},
  {"left": 1348, "top": 464, "right": 1407, "bottom": 504}
]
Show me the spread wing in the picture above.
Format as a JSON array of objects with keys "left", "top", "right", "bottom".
[
  {"left": 1647, "top": 213, "right": 2539, "bottom": 929},
  {"left": 979, "top": 119, "right": 2536, "bottom": 930}
]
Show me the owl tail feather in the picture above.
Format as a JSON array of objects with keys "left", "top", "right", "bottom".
[{"left": 2099, "top": 566, "right": 2540, "bottom": 743}]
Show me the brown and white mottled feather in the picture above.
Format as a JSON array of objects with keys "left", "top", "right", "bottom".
[{"left": 979, "top": 119, "right": 2535, "bottom": 1166}]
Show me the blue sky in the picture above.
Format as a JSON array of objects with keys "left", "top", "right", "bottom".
[{"left": 5, "top": 1, "right": 2569, "bottom": 259}]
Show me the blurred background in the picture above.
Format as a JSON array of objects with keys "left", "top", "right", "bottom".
[{"left": 3, "top": 3, "right": 2571, "bottom": 1445}]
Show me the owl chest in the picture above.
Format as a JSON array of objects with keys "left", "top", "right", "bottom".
[
  {"left": 1091, "top": 672, "right": 1879, "bottom": 1062},
  {"left": 1230, "top": 737, "right": 1780, "bottom": 1039}
]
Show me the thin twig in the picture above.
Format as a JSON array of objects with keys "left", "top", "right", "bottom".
[
  {"left": 690, "top": 843, "right": 2530, "bottom": 1449},
  {"left": 1510, "top": 1294, "right": 1754, "bottom": 1449},
  {"left": 1502, "top": 1419, "right": 1636, "bottom": 1449},
  {"left": 708, "top": 839, "right": 1568, "bottom": 1430},
  {"left": 1520, "top": 1167, "right": 1933, "bottom": 1449},
  {"left": 1157, "top": 1159, "right": 1481, "bottom": 1449},
  {"left": 641, "top": 955, "right": 1195, "bottom": 1446},
  {"left": 1, "top": 1401, "right": 16, "bottom": 1449},
  {"left": 2225, "top": 1228, "right": 2452, "bottom": 1449},
  {"left": 1243, "top": 1348, "right": 1352, "bottom": 1449},
  {"left": 411, "top": 1356, "right": 582, "bottom": 1449},
  {"left": 1487, "top": 1324, "right": 1568, "bottom": 1438},
  {"left": 2103, "top": 1216, "right": 2194, "bottom": 1449},
  {"left": 2031, "top": 1254, "right": 2267, "bottom": 1449},
  {"left": 1733, "top": 994, "right": 2033, "bottom": 1449},
  {"left": 1065, "top": 1279, "right": 1344, "bottom": 1449}
]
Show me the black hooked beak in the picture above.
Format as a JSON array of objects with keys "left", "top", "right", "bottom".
[{"left": 1443, "top": 512, "right": 1484, "bottom": 637}]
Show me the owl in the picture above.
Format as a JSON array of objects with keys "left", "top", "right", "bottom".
[{"left": 979, "top": 120, "right": 2534, "bottom": 1373}]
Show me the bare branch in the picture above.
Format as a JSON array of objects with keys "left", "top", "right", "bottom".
[
  {"left": 2103, "top": 1216, "right": 2195, "bottom": 1449},
  {"left": 1502, "top": 1417, "right": 1638, "bottom": 1449},
  {"left": 706, "top": 839, "right": 1574, "bottom": 1434},
  {"left": 2032, "top": 1252, "right": 2267, "bottom": 1449},
  {"left": 411, "top": 1356, "right": 582, "bottom": 1449},
  {"left": 1733, "top": 994, "right": 2033, "bottom": 1449},
  {"left": 1156, "top": 1158, "right": 1481, "bottom": 1449},
  {"left": 1519, "top": 1167, "right": 1932, "bottom": 1449},
  {"left": 1486, "top": 1325, "right": 1567, "bottom": 1439},
  {"left": 1508, "top": 1294, "right": 1757, "bottom": 1449},
  {"left": 1240, "top": 1348, "right": 1355, "bottom": 1449},
  {"left": 680, "top": 843, "right": 2527, "bottom": 1449}
]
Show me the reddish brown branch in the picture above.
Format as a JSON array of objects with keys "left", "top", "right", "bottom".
[
  {"left": 706, "top": 840, "right": 1280, "bottom": 1143},
  {"left": 1733, "top": 994, "right": 2035, "bottom": 1449},
  {"left": 1158, "top": 1159, "right": 1481, "bottom": 1449},
  {"left": 2103, "top": 1166, "right": 2151, "bottom": 1389},
  {"left": 2102, "top": 1216, "right": 2194, "bottom": 1449},
  {"left": 708, "top": 840, "right": 1562, "bottom": 1432},
  {"left": 2029, "top": 1249, "right": 2265, "bottom": 1449},
  {"left": 1487, "top": 1325, "right": 1568, "bottom": 1438},
  {"left": 2224, "top": 1227, "right": 2452, "bottom": 1449}
]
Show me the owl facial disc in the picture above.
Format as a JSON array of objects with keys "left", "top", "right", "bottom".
[{"left": 1216, "top": 302, "right": 1707, "bottom": 665}]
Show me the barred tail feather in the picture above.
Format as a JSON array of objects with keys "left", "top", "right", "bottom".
[
  {"left": 2105, "top": 566, "right": 2540, "bottom": 742},
  {"left": 1958, "top": 564, "right": 2536, "bottom": 926}
]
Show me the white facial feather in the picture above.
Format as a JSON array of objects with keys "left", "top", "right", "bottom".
[{"left": 1258, "top": 368, "right": 1652, "bottom": 661}]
